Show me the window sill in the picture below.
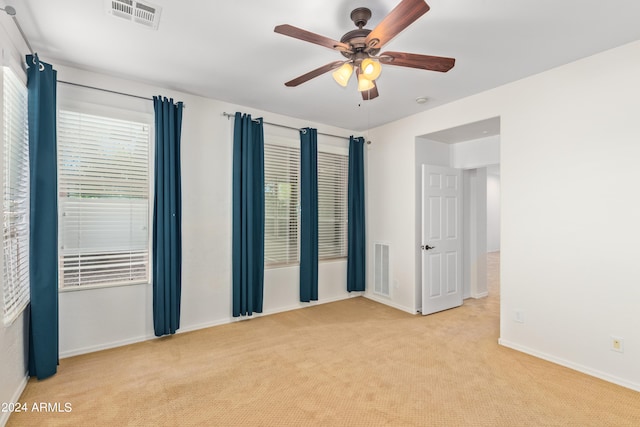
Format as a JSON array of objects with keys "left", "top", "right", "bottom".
[
  {"left": 2, "top": 301, "right": 29, "bottom": 327},
  {"left": 59, "top": 280, "right": 151, "bottom": 293},
  {"left": 265, "top": 257, "right": 347, "bottom": 270}
]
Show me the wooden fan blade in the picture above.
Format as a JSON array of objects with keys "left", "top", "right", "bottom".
[
  {"left": 362, "top": 80, "right": 379, "bottom": 101},
  {"left": 275, "top": 24, "right": 352, "bottom": 52},
  {"left": 380, "top": 51, "right": 455, "bottom": 72},
  {"left": 365, "top": 0, "right": 430, "bottom": 51},
  {"left": 284, "top": 61, "right": 345, "bottom": 87}
]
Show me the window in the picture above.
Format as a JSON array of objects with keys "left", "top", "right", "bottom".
[
  {"left": 317, "top": 150, "right": 348, "bottom": 259},
  {"left": 264, "top": 138, "right": 348, "bottom": 267},
  {"left": 2, "top": 67, "right": 30, "bottom": 324},
  {"left": 58, "top": 109, "right": 151, "bottom": 289},
  {"left": 264, "top": 143, "right": 299, "bottom": 265}
]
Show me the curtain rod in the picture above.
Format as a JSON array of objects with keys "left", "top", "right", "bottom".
[
  {"left": 1, "top": 6, "right": 33, "bottom": 54},
  {"left": 223, "top": 112, "right": 350, "bottom": 141},
  {"left": 58, "top": 81, "right": 186, "bottom": 107},
  {"left": 58, "top": 80, "right": 153, "bottom": 102}
]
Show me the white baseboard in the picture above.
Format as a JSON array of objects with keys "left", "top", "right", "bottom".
[
  {"left": 498, "top": 338, "right": 640, "bottom": 392},
  {"left": 364, "top": 294, "right": 417, "bottom": 315},
  {"left": 61, "top": 294, "right": 358, "bottom": 358},
  {"left": 0, "top": 372, "right": 29, "bottom": 427},
  {"left": 60, "top": 334, "right": 156, "bottom": 359},
  {"left": 471, "top": 291, "right": 489, "bottom": 299},
  {"left": 228, "top": 293, "right": 362, "bottom": 323}
]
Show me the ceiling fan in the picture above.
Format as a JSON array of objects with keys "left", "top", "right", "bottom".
[{"left": 274, "top": 0, "right": 455, "bottom": 100}]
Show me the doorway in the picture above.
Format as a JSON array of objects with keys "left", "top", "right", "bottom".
[
  {"left": 462, "top": 165, "right": 501, "bottom": 299},
  {"left": 415, "top": 117, "right": 501, "bottom": 314}
]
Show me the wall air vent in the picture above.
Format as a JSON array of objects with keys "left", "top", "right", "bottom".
[
  {"left": 374, "top": 242, "right": 390, "bottom": 297},
  {"left": 106, "top": 0, "right": 162, "bottom": 30}
]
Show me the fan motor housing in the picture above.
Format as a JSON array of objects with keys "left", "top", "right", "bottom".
[
  {"left": 340, "top": 29, "right": 380, "bottom": 58},
  {"left": 341, "top": 8, "right": 380, "bottom": 59}
]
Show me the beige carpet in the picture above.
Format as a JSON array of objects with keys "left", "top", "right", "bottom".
[{"left": 9, "top": 253, "right": 640, "bottom": 426}]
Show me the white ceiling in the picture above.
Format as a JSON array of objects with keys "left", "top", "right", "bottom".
[{"left": 8, "top": 0, "right": 640, "bottom": 132}]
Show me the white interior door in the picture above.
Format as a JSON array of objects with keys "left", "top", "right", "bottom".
[{"left": 421, "top": 165, "right": 463, "bottom": 315}]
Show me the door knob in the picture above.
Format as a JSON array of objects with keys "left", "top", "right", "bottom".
[{"left": 421, "top": 245, "right": 436, "bottom": 250}]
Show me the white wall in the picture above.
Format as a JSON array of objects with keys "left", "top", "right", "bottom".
[
  {"left": 50, "top": 65, "right": 360, "bottom": 357},
  {"left": 367, "top": 40, "right": 640, "bottom": 391},
  {"left": 364, "top": 125, "right": 415, "bottom": 313},
  {"left": 0, "top": 16, "right": 31, "bottom": 427},
  {"left": 452, "top": 135, "right": 500, "bottom": 169},
  {"left": 487, "top": 171, "right": 501, "bottom": 252}
]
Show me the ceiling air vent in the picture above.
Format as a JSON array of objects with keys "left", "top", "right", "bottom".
[{"left": 106, "top": 0, "right": 162, "bottom": 30}]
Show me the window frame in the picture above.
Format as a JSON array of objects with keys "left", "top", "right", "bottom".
[{"left": 56, "top": 99, "right": 154, "bottom": 292}]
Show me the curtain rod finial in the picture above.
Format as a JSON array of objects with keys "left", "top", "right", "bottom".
[{"left": 2, "top": 6, "right": 17, "bottom": 16}]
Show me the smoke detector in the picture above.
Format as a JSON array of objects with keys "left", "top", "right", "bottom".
[{"left": 106, "top": 0, "right": 162, "bottom": 30}]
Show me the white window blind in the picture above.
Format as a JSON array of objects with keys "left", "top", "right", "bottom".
[
  {"left": 264, "top": 143, "right": 299, "bottom": 266},
  {"left": 317, "top": 151, "right": 348, "bottom": 259},
  {"left": 263, "top": 140, "right": 348, "bottom": 267},
  {"left": 2, "top": 67, "right": 30, "bottom": 325},
  {"left": 58, "top": 109, "right": 150, "bottom": 288}
]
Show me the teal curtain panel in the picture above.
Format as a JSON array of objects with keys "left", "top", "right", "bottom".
[
  {"left": 152, "top": 96, "right": 184, "bottom": 336},
  {"left": 27, "top": 54, "right": 59, "bottom": 379},
  {"left": 232, "top": 113, "right": 265, "bottom": 316},
  {"left": 299, "top": 128, "right": 318, "bottom": 302},
  {"left": 347, "top": 136, "right": 366, "bottom": 292}
]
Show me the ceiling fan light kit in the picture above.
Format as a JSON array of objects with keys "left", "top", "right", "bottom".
[
  {"left": 332, "top": 63, "right": 354, "bottom": 87},
  {"left": 1, "top": 5, "right": 17, "bottom": 16},
  {"left": 357, "top": 72, "right": 375, "bottom": 92},
  {"left": 361, "top": 58, "right": 382, "bottom": 81},
  {"left": 274, "top": 0, "right": 455, "bottom": 101}
]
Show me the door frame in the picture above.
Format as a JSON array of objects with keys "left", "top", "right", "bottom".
[{"left": 463, "top": 168, "right": 489, "bottom": 299}]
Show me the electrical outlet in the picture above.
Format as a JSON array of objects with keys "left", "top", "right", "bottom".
[
  {"left": 611, "top": 336, "right": 624, "bottom": 353},
  {"left": 514, "top": 310, "right": 524, "bottom": 323}
]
